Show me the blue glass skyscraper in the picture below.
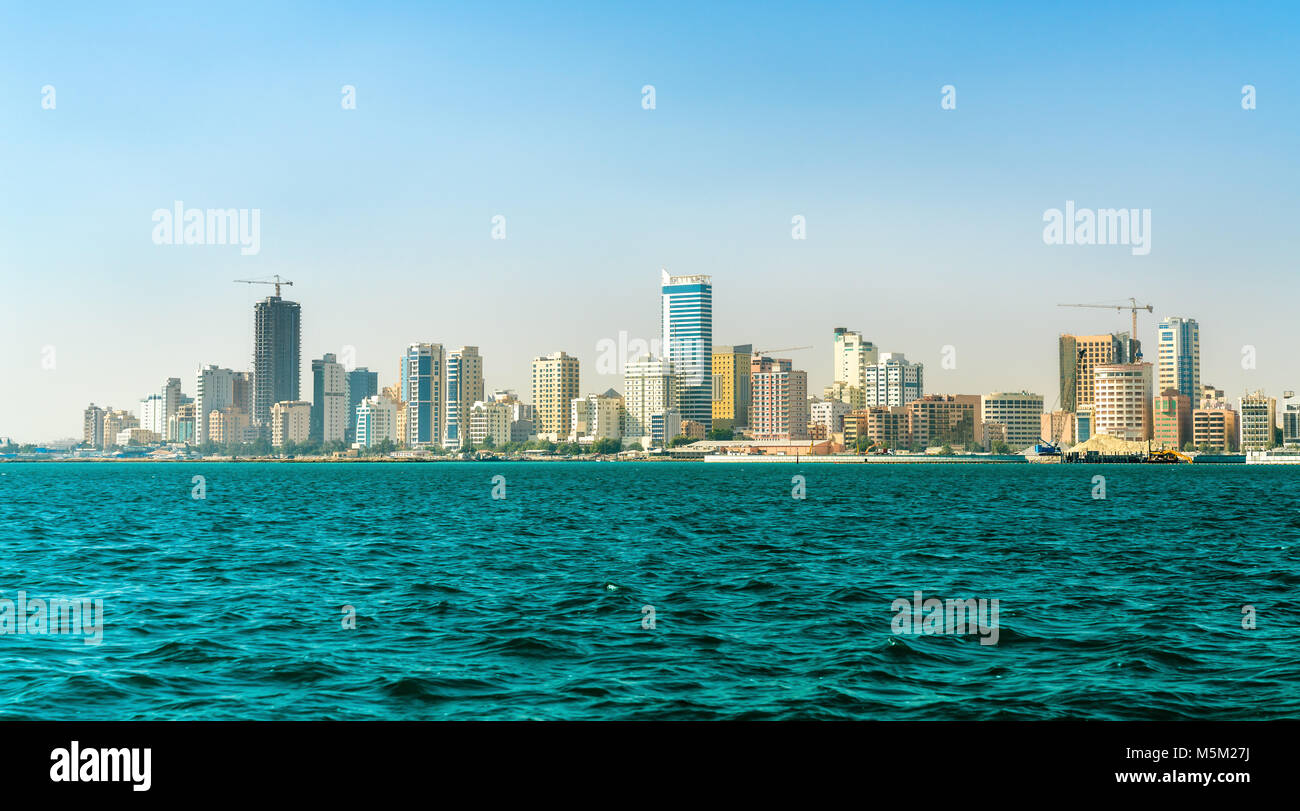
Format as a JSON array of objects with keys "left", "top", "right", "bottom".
[
  {"left": 400, "top": 343, "right": 443, "bottom": 446},
  {"left": 660, "top": 269, "right": 713, "bottom": 430}
]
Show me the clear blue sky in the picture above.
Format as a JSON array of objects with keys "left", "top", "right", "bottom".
[{"left": 2, "top": 1, "right": 1297, "bottom": 441}]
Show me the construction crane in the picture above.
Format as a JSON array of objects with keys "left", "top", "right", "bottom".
[
  {"left": 234, "top": 274, "right": 294, "bottom": 297},
  {"left": 754, "top": 345, "right": 813, "bottom": 355},
  {"left": 1057, "top": 299, "right": 1154, "bottom": 352}
]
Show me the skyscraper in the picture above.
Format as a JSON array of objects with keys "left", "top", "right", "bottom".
[
  {"left": 346, "top": 367, "right": 379, "bottom": 443},
  {"left": 1238, "top": 391, "right": 1276, "bottom": 451},
  {"left": 401, "top": 343, "right": 445, "bottom": 447},
  {"left": 750, "top": 355, "right": 809, "bottom": 441},
  {"left": 832, "top": 327, "right": 878, "bottom": 387},
  {"left": 711, "top": 344, "right": 752, "bottom": 430},
  {"left": 864, "top": 353, "right": 923, "bottom": 407},
  {"left": 532, "top": 351, "right": 580, "bottom": 441},
  {"left": 253, "top": 296, "right": 302, "bottom": 427},
  {"left": 83, "top": 404, "right": 105, "bottom": 449},
  {"left": 195, "top": 365, "right": 237, "bottom": 446},
  {"left": 444, "top": 346, "right": 484, "bottom": 448},
  {"left": 623, "top": 355, "right": 676, "bottom": 443},
  {"left": 1093, "top": 362, "right": 1153, "bottom": 441},
  {"left": 161, "top": 377, "right": 182, "bottom": 440},
  {"left": 660, "top": 269, "right": 712, "bottom": 430},
  {"left": 311, "top": 353, "right": 349, "bottom": 444},
  {"left": 1157, "top": 317, "right": 1200, "bottom": 403}
]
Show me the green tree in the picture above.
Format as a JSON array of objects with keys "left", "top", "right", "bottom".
[
  {"left": 668, "top": 435, "right": 694, "bottom": 448},
  {"left": 592, "top": 437, "right": 620, "bottom": 455},
  {"left": 706, "top": 427, "right": 734, "bottom": 441}
]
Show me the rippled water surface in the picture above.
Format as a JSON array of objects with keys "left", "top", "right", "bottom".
[{"left": 1, "top": 461, "right": 1297, "bottom": 720}]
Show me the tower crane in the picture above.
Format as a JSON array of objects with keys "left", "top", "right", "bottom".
[
  {"left": 1057, "top": 298, "right": 1153, "bottom": 360},
  {"left": 234, "top": 274, "right": 295, "bottom": 297},
  {"left": 1057, "top": 299, "right": 1152, "bottom": 345},
  {"left": 754, "top": 345, "right": 813, "bottom": 355}
]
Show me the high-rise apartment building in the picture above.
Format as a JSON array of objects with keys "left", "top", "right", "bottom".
[
  {"left": 401, "top": 343, "right": 445, "bottom": 447},
  {"left": 83, "top": 404, "right": 106, "bottom": 449},
  {"left": 311, "top": 353, "right": 349, "bottom": 444},
  {"left": 160, "top": 377, "right": 183, "bottom": 440},
  {"left": 1092, "top": 363, "right": 1153, "bottom": 441},
  {"left": 140, "top": 394, "right": 166, "bottom": 437},
  {"left": 444, "top": 346, "right": 484, "bottom": 449},
  {"left": 569, "top": 392, "right": 623, "bottom": 442},
  {"left": 711, "top": 344, "right": 752, "bottom": 430},
  {"left": 623, "top": 355, "right": 676, "bottom": 444},
  {"left": 1193, "top": 407, "right": 1238, "bottom": 451},
  {"left": 354, "top": 395, "right": 397, "bottom": 447},
  {"left": 469, "top": 400, "right": 512, "bottom": 447},
  {"left": 253, "top": 296, "right": 302, "bottom": 426},
  {"left": 531, "top": 351, "right": 580, "bottom": 441},
  {"left": 750, "top": 355, "right": 809, "bottom": 441},
  {"left": 270, "top": 401, "right": 311, "bottom": 447},
  {"left": 832, "top": 327, "right": 878, "bottom": 387},
  {"left": 1156, "top": 317, "right": 1200, "bottom": 403},
  {"left": 1238, "top": 391, "right": 1276, "bottom": 451},
  {"left": 661, "top": 269, "right": 712, "bottom": 429},
  {"left": 864, "top": 353, "right": 923, "bottom": 407},
  {"left": 195, "top": 365, "right": 238, "bottom": 446},
  {"left": 981, "top": 391, "right": 1045, "bottom": 451}
]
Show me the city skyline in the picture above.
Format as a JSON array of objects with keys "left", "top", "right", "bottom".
[
  {"left": 11, "top": 268, "right": 1296, "bottom": 446},
  {"left": 5, "top": 2, "right": 1299, "bottom": 441}
]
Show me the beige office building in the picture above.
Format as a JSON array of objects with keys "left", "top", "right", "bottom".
[
  {"left": 531, "top": 351, "right": 580, "bottom": 441},
  {"left": 1092, "top": 363, "right": 1153, "bottom": 441},
  {"left": 711, "top": 344, "right": 752, "bottom": 430},
  {"left": 1193, "top": 407, "right": 1238, "bottom": 451},
  {"left": 981, "top": 391, "right": 1045, "bottom": 451},
  {"left": 1238, "top": 391, "right": 1276, "bottom": 451},
  {"left": 271, "top": 400, "right": 311, "bottom": 447}
]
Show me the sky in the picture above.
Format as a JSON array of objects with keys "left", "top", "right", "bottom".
[{"left": 2, "top": 1, "right": 1297, "bottom": 442}]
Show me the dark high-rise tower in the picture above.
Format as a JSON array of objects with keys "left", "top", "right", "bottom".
[{"left": 253, "top": 296, "right": 301, "bottom": 426}]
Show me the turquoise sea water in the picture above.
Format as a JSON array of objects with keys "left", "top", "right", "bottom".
[{"left": 0, "top": 461, "right": 1297, "bottom": 720}]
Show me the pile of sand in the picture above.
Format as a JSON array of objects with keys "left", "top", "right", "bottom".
[{"left": 1068, "top": 433, "right": 1149, "bottom": 455}]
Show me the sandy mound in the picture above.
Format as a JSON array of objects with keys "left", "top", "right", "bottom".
[{"left": 1068, "top": 433, "right": 1149, "bottom": 454}]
